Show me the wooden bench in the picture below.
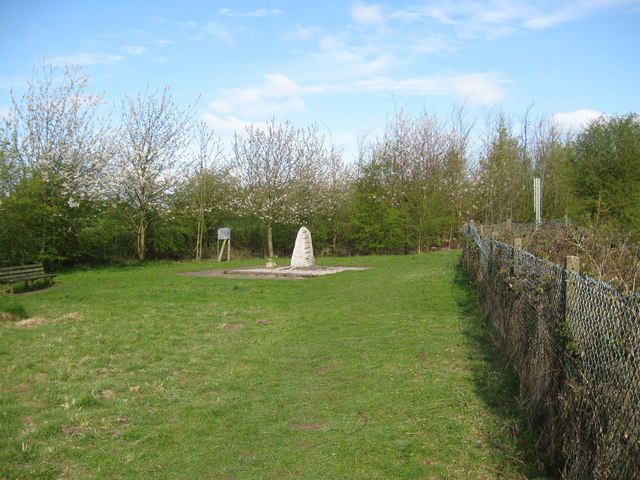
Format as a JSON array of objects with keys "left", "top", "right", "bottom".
[{"left": 0, "top": 264, "right": 57, "bottom": 294}]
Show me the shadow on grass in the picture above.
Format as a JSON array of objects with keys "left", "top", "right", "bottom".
[
  {"left": 0, "top": 295, "right": 28, "bottom": 319},
  {"left": 1, "top": 279, "right": 57, "bottom": 295},
  {"left": 452, "top": 261, "right": 556, "bottom": 480}
]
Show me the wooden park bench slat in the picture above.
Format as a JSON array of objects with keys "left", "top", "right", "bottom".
[
  {"left": 0, "top": 264, "right": 57, "bottom": 294},
  {"left": 0, "top": 265, "right": 45, "bottom": 276}
]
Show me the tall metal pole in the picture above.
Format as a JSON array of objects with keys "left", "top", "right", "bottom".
[{"left": 534, "top": 177, "right": 541, "bottom": 228}]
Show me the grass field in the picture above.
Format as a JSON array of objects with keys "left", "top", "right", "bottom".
[{"left": 0, "top": 252, "right": 549, "bottom": 479}]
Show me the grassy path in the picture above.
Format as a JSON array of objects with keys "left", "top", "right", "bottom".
[{"left": 1, "top": 252, "right": 546, "bottom": 479}]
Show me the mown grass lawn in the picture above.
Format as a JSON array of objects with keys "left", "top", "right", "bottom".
[{"left": 0, "top": 252, "right": 549, "bottom": 479}]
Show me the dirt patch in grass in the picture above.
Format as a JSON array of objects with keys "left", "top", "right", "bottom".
[
  {"left": 291, "top": 422, "right": 324, "bottom": 431},
  {"left": 297, "top": 440, "right": 316, "bottom": 449},
  {"left": 11, "top": 312, "right": 84, "bottom": 329},
  {"left": 0, "top": 312, "right": 21, "bottom": 322},
  {"left": 14, "top": 317, "right": 47, "bottom": 328},
  {"left": 12, "top": 379, "right": 39, "bottom": 394},
  {"left": 101, "top": 390, "right": 116, "bottom": 399},
  {"left": 61, "top": 425, "right": 92, "bottom": 435},
  {"left": 238, "top": 452, "right": 258, "bottom": 460}
]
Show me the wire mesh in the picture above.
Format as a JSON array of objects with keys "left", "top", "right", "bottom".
[{"left": 460, "top": 223, "right": 640, "bottom": 480}]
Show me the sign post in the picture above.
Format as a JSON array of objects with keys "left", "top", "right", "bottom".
[
  {"left": 534, "top": 177, "right": 541, "bottom": 228},
  {"left": 217, "top": 228, "right": 231, "bottom": 262}
]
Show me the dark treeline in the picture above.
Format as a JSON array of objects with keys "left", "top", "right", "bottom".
[{"left": 1, "top": 62, "right": 639, "bottom": 267}]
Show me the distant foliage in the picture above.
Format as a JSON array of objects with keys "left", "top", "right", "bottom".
[
  {"left": 349, "top": 109, "right": 471, "bottom": 253},
  {"left": 474, "top": 111, "right": 531, "bottom": 224},
  {"left": 568, "top": 113, "right": 640, "bottom": 235},
  {"left": 1, "top": 60, "right": 639, "bottom": 266}
]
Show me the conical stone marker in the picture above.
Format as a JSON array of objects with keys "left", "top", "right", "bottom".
[{"left": 290, "top": 227, "right": 315, "bottom": 268}]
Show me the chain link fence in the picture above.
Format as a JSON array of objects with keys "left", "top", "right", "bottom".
[{"left": 460, "top": 223, "right": 640, "bottom": 479}]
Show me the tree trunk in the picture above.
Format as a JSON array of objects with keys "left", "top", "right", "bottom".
[
  {"left": 195, "top": 207, "right": 204, "bottom": 261},
  {"left": 40, "top": 211, "right": 48, "bottom": 257},
  {"left": 417, "top": 209, "right": 423, "bottom": 254},
  {"left": 137, "top": 211, "right": 146, "bottom": 261},
  {"left": 267, "top": 223, "right": 274, "bottom": 260}
]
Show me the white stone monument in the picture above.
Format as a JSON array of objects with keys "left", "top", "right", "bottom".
[{"left": 290, "top": 227, "right": 315, "bottom": 268}]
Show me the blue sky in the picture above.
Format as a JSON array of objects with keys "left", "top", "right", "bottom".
[{"left": 2, "top": 0, "right": 639, "bottom": 160}]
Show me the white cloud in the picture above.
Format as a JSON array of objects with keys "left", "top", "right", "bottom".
[
  {"left": 351, "top": 2, "right": 385, "bottom": 26},
  {"left": 202, "top": 113, "right": 254, "bottom": 132},
  {"left": 248, "top": 9, "right": 283, "bottom": 18},
  {"left": 303, "top": 72, "right": 507, "bottom": 105},
  {"left": 123, "top": 45, "right": 148, "bottom": 55},
  {"left": 552, "top": 109, "right": 604, "bottom": 133},
  {"left": 205, "top": 22, "right": 233, "bottom": 44},
  {"left": 178, "top": 21, "right": 198, "bottom": 29},
  {"left": 264, "top": 73, "right": 300, "bottom": 98},
  {"left": 218, "top": 8, "right": 282, "bottom": 18},
  {"left": 209, "top": 100, "right": 234, "bottom": 114},
  {"left": 522, "top": 1, "right": 640, "bottom": 29},
  {"left": 394, "top": 3, "right": 522, "bottom": 39},
  {"left": 230, "top": 88, "right": 263, "bottom": 106},
  {"left": 209, "top": 73, "right": 305, "bottom": 118},
  {"left": 150, "top": 39, "right": 173, "bottom": 47},
  {"left": 309, "top": 38, "right": 397, "bottom": 80},
  {"left": 406, "top": 34, "right": 452, "bottom": 55},
  {"left": 50, "top": 53, "right": 124, "bottom": 66},
  {"left": 254, "top": 97, "right": 304, "bottom": 116},
  {"left": 523, "top": 11, "right": 575, "bottom": 29},
  {"left": 389, "top": 1, "right": 636, "bottom": 40},
  {"left": 0, "top": 107, "right": 11, "bottom": 120},
  {"left": 201, "top": 114, "right": 269, "bottom": 137},
  {"left": 451, "top": 73, "right": 506, "bottom": 104},
  {"left": 288, "top": 24, "right": 323, "bottom": 41},
  {"left": 317, "top": 33, "right": 346, "bottom": 52}
]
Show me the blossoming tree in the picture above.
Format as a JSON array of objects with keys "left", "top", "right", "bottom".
[
  {"left": 113, "top": 87, "right": 194, "bottom": 260},
  {"left": 8, "top": 60, "right": 112, "bottom": 262},
  {"left": 230, "top": 119, "right": 340, "bottom": 264}
]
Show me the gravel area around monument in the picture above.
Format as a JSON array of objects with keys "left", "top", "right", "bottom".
[{"left": 179, "top": 265, "right": 370, "bottom": 280}]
